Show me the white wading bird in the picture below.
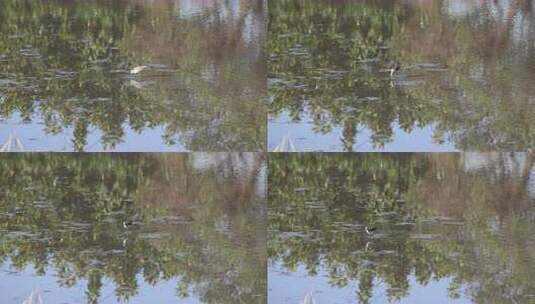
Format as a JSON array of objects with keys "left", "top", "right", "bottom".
[{"left": 130, "top": 65, "right": 149, "bottom": 74}]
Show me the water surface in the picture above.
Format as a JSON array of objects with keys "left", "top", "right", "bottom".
[
  {"left": 0, "top": 153, "right": 267, "bottom": 303},
  {"left": 0, "top": 0, "right": 266, "bottom": 152},
  {"left": 268, "top": 153, "right": 535, "bottom": 303},
  {"left": 269, "top": 0, "right": 535, "bottom": 151}
]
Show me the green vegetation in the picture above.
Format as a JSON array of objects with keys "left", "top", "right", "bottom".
[
  {"left": 269, "top": 0, "right": 535, "bottom": 150},
  {"left": 0, "top": 0, "right": 266, "bottom": 151},
  {"left": 269, "top": 153, "right": 535, "bottom": 303},
  {"left": 0, "top": 153, "right": 266, "bottom": 303}
]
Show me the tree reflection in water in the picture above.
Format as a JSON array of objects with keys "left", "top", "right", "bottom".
[
  {"left": 269, "top": 153, "right": 535, "bottom": 303},
  {"left": 0, "top": 153, "right": 266, "bottom": 303},
  {"left": 0, "top": 0, "right": 266, "bottom": 151},
  {"left": 269, "top": 0, "right": 535, "bottom": 151}
]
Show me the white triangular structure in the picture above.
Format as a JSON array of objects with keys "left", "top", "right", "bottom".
[
  {"left": 22, "top": 289, "right": 42, "bottom": 304},
  {"left": 301, "top": 291, "right": 316, "bottom": 304},
  {"left": 0, "top": 134, "right": 12, "bottom": 152},
  {"left": 1, "top": 133, "right": 24, "bottom": 152},
  {"left": 15, "top": 136, "right": 24, "bottom": 151},
  {"left": 273, "top": 134, "right": 297, "bottom": 152}
]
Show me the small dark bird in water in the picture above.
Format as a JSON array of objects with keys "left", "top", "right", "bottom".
[
  {"left": 365, "top": 226, "right": 377, "bottom": 235},
  {"left": 123, "top": 214, "right": 142, "bottom": 229},
  {"left": 389, "top": 61, "right": 401, "bottom": 77}
]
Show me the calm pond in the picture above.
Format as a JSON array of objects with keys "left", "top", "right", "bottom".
[
  {"left": 0, "top": 153, "right": 266, "bottom": 303},
  {"left": 269, "top": 0, "right": 535, "bottom": 151},
  {"left": 0, "top": 0, "right": 266, "bottom": 152},
  {"left": 269, "top": 153, "right": 535, "bottom": 303}
]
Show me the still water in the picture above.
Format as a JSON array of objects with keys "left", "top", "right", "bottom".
[
  {"left": 0, "top": 153, "right": 267, "bottom": 303},
  {"left": 0, "top": 0, "right": 266, "bottom": 152},
  {"left": 269, "top": 0, "right": 535, "bottom": 151},
  {"left": 268, "top": 153, "right": 535, "bottom": 303}
]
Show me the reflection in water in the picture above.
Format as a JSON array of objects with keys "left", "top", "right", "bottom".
[
  {"left": 268, "top": 153, "right": 535, "bottom": 303},
  {"left": 0, "top": 0, "right": 266, "bottom": 152},
  {"left": 0, "top": 153, "right": 266, "bottom": 303},
  {"left": 269, "top": 0, "right": 535, "bottom": 151}
]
